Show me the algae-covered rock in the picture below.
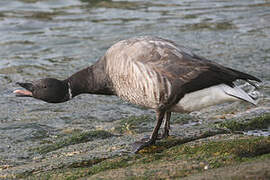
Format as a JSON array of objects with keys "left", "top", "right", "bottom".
[
  {"left": 15, "top": 135, "right": 270, "bottom": 180},
  {"left": 218, "top": 113, "right": 270, "bottom": 132},
  {"left": 2, "top": 113, "right": 270, "bottom": 179},
  {"left": 33, "top": 130, "right": 114, "bottom": 154},
  {"left": 114, "top": 115, "right": 154, "bottom": 134}
]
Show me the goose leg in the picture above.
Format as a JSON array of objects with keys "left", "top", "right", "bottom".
[
  {"left": 132, "top": 110, "right": 165, "bottom": 153},
  {"left": 132, "top": 83, "right": 185, "bottom": 153},
  {"left": 162, "top": 111, "right": 171, "bottom": 138}
]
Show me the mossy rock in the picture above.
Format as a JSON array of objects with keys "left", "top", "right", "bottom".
[
  {"left": 23, "top": 135, "right": 270, "bottom": 179},
  {"left": 33, "top": 130, "right": 114, "bottom": 154},
  {"left": 171, "top": 113, "right": 198, "bottom": 125},
  {"left": 218, "top": 113, "right": 270, "bottom": 132},
  {"left": 114, "top": 115, "right": 153, "bottom": 134}
]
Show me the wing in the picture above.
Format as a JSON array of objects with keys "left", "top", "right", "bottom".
[{"left": 134, "top": 37, "right": 261, "bottom": 94}]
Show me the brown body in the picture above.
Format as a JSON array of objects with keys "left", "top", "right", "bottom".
[{"left": 104, "top": 36, "right": 258, "bottom": 112}]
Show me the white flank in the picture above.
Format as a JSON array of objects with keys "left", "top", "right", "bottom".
[
  {"left": 221, "top": 83, "right": 256, "bottom": 105},
  {"left": 68, "top": 82, "right": 72, "bottom": 99},
  {"left": 172, "top": 84, "right": 256, "bottom": 112}
]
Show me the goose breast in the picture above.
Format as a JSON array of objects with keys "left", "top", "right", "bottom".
[{"left": 105, "top": 37, "right": 176, "bottom": 109}]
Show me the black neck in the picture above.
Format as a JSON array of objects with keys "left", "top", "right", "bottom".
[{"left": 63, "top": 57, "right": 114, "bottom": 98}]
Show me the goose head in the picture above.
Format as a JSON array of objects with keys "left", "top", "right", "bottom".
[{"left": 14, "top": 78, "right": 70, "bottom": 103}]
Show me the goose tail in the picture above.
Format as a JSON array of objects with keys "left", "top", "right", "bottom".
[{"left": 221, "top": 84, "right": 259, "bottom": 105}]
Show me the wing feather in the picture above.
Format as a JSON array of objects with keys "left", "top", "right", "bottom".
[{"left": 132, "top": 37, "right": 260, "bottom": 94}]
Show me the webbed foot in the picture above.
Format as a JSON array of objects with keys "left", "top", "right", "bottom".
[{"left": 132, "top": 139, "right": 155, "bottom": 153}]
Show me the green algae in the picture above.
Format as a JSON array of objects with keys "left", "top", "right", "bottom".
[
  {"left": 182, "top": 21, "right": 236, "bottom": 31},
  {"left": 33, "top": 130, "right": 114, "bottom": 154},
  {"left": 183, "top": 14, "right": 198, "bottom": 19},
  {"left": 218, "top": 113, "right": 270, "bottom": 132},
  {"left": 168, "top": 137, "right": 270, "bottom": 168},
  {"left": 114, "top": 115, "right": 153, "bottom": 134},
  {"left": 138, "top": 130, "right": 227, "bottom": 154},
  {"left": 171, "top": 114, "right": 197, "bottom": 125},
  {"left": 22, "top": 135, "right": 270, "bottom": 179},
  {"left": 25, "top": 155, "right": 136, "bottom": 180}
]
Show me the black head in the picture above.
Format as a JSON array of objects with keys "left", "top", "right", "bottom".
[{"left": 14, "top": 78, "right": 70, "bottom": 103}]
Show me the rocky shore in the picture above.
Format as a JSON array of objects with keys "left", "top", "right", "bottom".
[{"left": 1, "top": 106, "right": 269, "bottom": 179}]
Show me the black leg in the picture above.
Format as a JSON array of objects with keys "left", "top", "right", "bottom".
[
  {"left": 162, "top": 111, "right": 171, "bottom": 138},
  {"left": 132, "top": 82, "right": 186, "bottom": 153},
  {"left": 132, "top": 110, "right": 165, "bottom": 153}
]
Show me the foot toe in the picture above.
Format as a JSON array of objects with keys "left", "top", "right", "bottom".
[{"left": 132, "top": 140, "right": 154, "bottom": 153}]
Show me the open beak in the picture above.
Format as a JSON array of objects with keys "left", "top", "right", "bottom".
[{"left": 13, "top": 82, "right": 33, "bottom": 97}]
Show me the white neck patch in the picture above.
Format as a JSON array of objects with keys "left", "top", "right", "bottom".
[{"left": 68, "top": 82, "right": 72, "bottom": 99}]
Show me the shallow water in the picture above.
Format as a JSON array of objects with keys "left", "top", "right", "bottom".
[
  {"left": 0, "top": 0, "right": 270, "bottom": 168},
  {"left": 244, "top": 129, "right": 270, "bottom": 137}
]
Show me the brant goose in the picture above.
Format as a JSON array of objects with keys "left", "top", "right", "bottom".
[{"left": 14, "top": 36, "right": 261, "bottom": 152}]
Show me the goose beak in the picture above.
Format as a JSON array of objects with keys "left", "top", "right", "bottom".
[{"left": 13, "top": 82, "right": 33, "bottom": 97}]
